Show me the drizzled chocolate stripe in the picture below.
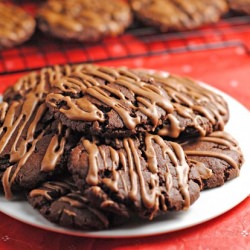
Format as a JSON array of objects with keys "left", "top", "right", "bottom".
[
  {"left": 1, "top": 108, "right": 70, "bottom": 199},
  {"left": 0, "top": 102, "right": 8, "bottom": 123},
  {"left": 200, "top": 131, "right": 239, "bottom": 148},
  {"left": 69, "top": 133, "right": 196, "bottom": 219},
  {"left": 182, "top": 131, "right": 244, "bottom": 189},
  {"left": 1, "top": 65, "right": 85, "bottom": 199},
  {"left": 136, "top": 72, "right": 228, "bottom": 135},
  {"left": 46, "top": 66, "right": 173, "bottom": 132},
  {"left": 29, "top": 180, "right": 75, "bottom": 201},
  {"left": 46, "top": 65, "right": 228, "bottom": 138},
  {"left": 155, "top": 75, "right": 227, "bottom": 122},
  {"left": 184, "top": 131, "right": 243, "bottom": 169},
  {"left": 185, "top": 151, "right": 239, "bottom": 169},
  {"left": 3, "top": 64, "right": 85, "bottom": 102}
]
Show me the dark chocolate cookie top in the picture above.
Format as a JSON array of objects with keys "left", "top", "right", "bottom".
[
  {"left": 130, "top": 0, "right": 228, "bottom": 32},
  {"left": 182, "top": 131, "right": 244, "bottom": 189},
  {"left": 228, "top": 0, "right": 250, "bottom": 14},
  {"left": 46, "top": 65, "right": 228, "bottom": 138},
  {"left": 0, "top": 3, "right": 36, "bottom": 49},
  {"left": 37, "top": 0, "right": 132, "bottom": 42},
  {"left": 68, "top": 133, "right": 202, "bottom": 219}
]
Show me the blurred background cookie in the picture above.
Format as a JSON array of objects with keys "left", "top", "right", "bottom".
[
  {"left": 0, "top": 2, "right": 36, "bottom": 49},
  {"left": 228, "top": 0, "right": 250, "bottom": 15},
  {"left": 130, "top": 0, "right": 228, "bottom": 32},
  {"left": 37, "top": 0, "right": 132, "bottom": 42}
]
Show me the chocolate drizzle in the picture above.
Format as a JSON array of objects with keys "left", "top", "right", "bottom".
[
  {"left": 41, "top": 124, "right": 70, "bottom": 172},
  {"left": 29, "top": 180, "right": 74, "bottom": 201},
  {"left": 142, "top": 73, "right": 228, "bottom": 136},
  {"left": 184, "top": 131, "right": 243, "bottom": 169},
  {"left": 3, "top": 64, "right": 85, "bottom": 102},
  {"left": 46, "top": 66, "right": 173, "bottom": 132},
  {"left": 1, "top": 65, "right": 85, "bottom": 199},
  {"left": 182, "top": 131, "right": 244, "bottom": 189},
  {"left": 71, "top": 133, "right": 192, "bottom": 219},
  {"left": 46, "top": 65, "right": 228, "bottom": 138}
]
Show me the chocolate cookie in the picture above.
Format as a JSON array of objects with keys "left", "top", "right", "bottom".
[
  {"left": 181, "top": 131, "right": 244, "bottom": 189},
  {"left": 0, "top": 96, "right": 80, "bottom": 199},
  {"left": 37, "top": 0, "right": 132, "bottom": 42},
  {"left": 3, "top": 64, "right": 86, "bottom": 103},
  {"left": 1, "top": 64, "right": 92, "bottom": 198},
  {"left": 130, "top": 69, "right": 229, "bottom": 135},
  {"left": 130, "top": 0, "right": 228, "bottom": 32},
  {"left": 68, "top": 133, "right": 203, "bottom": 220},
  {"left": 228, "top": 0, "right": 250, "bottom": 14},
  {"left": 46, "top": 65, "right": 228, "bottom": 139},
  {"left": 28, "top": 179, "right": 129, "bottom": 230},
  {"left": 0, "top": 3, "right": 35, "bottom": 49}
]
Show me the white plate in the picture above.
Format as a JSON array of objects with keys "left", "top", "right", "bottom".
[{"left": 0, "top": 82, "right": 250, "bottom": 238}]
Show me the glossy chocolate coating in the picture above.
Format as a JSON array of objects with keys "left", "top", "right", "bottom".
[
  {"left": 46, "top": 65, "right": 228, "bottom": 139},
  {"left": 68, "top": 133, "right": 202, "bottom": 219},
  {"left": 182, "top": 131, "right": 244, "bottom": 189}
]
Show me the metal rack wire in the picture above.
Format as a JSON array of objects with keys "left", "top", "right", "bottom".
[{"left": 0, "top": 1, "right": 250, "bottom": 76}]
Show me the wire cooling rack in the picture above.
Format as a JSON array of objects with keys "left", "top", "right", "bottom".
[{"left": 1, "top": 1, "right": 250, "bottom": 76}]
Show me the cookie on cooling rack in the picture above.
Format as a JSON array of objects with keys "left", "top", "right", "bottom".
[
  {"left": 228, "top": 0, "right": 250, "bottom": 15},
  {"left": 130, "top": 0, "right": 228, "bottom": 32},
  {"left": 28, "top": 179, "right": 129, "bottom": 230},
  {"left": 182, "top": 131, "right": 244, "bottom": 189},
  {"left": 45, "top": 64, "right": 228, "bottom": 139},
  {"left": 68, "top": 133, "right": 203, "bottom": 220},
  {"left": 36, "top": 0, "right": 132, "bottom": 42},
  {"left": 0, "top": 3, "right": 35, "bottom": 49}
]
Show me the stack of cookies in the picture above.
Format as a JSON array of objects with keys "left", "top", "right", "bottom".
[{"left": 0, "top": 64, "right": 244, "bottom": 230}]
